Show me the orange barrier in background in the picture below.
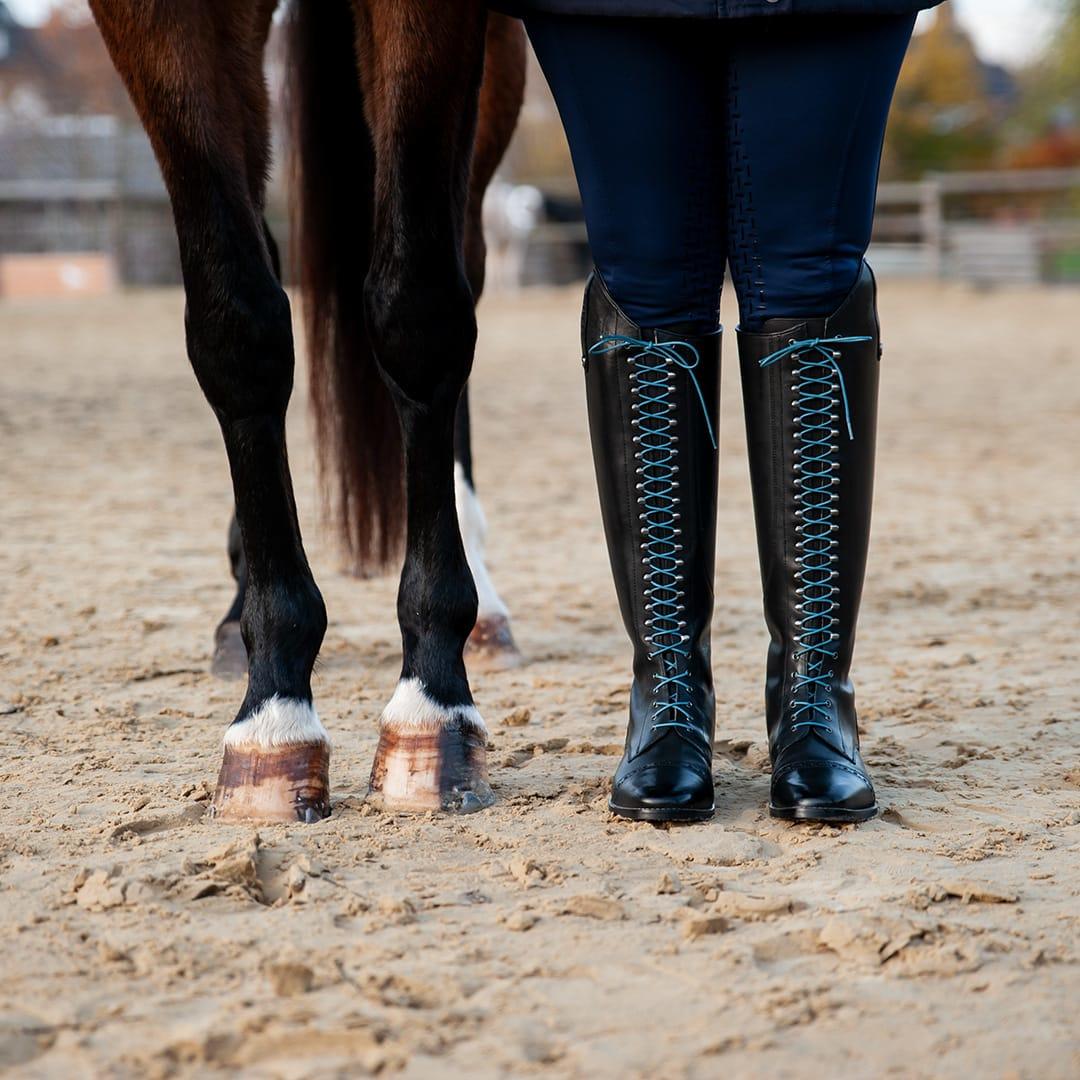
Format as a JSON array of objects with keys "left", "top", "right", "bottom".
[{"left": 0, "top": 253, "right": 116, "bottom": 300}]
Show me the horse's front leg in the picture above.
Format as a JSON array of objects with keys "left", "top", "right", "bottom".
[
  {"left": 186, "top": 212, "right": 328, "bottom": 822},
  {"left": 358, "top": 1, "right": 493, "bottom": 812},
  {"left": 211, "top": 222, "right": 283, "bottom": 681},
  {"left": 91, "top": 0, "right": 330, "bottom": 823}
]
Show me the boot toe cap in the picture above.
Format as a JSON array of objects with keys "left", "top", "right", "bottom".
[
  {"left": 770, "top": 761, "right": 876, "bottom": 823},
  {"left": 610, "top": 762, "right": 714, "bottom": 821}
]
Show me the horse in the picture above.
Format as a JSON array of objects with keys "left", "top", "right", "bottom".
[{"left": 88, "top": 0, "right": 528, "bottom": 821}]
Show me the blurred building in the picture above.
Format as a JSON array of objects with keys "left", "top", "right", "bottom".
[
  {"left": 0, "top": 2, "right": 175, "bottom": 294},
  {"left": 0, "top": 0, "right": 133, "bottom": 121},
  {"left": 0, "top": 2, "right": 1075, "bottom": 296}
]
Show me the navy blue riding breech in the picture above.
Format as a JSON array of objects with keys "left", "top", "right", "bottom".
[{"left": 525, "top": 13, "right": 915, "bottom": 331}]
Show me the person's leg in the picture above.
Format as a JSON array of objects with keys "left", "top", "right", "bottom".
[
  {"left": 525, "top": 14, "right": 726, "bottom": 333},
  {"left": 731, "top": 14, "right": 916, "bottom": 822},
  {"left": 526, "top": 14, "right": 725, "bottom": 820},
  {"left": 727, "top": 14, "right": 915, "bottom": 328}
]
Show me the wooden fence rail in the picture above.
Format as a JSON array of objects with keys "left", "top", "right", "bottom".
[{"left": 1, "top": 124, "right": 1077, "bottom": 290}]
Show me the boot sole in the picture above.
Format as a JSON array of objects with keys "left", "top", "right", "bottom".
[
  {"left": 769, "top": 803, "right": 878, "bottom": 824},
  {"left": 609, "top": 800, "right": 715, "bottom": 823}
]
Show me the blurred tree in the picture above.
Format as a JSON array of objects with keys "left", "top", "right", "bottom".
[
  {"left": 1008, "top": 0, "right": 1080, "bottom": 168},
  {"left": 883, "top": 6, "right": 1010, "bottom": 179}
]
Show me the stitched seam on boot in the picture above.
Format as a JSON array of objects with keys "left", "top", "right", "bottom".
[{"left": 772, "top": 760, "right": 869, "bottom": 782}]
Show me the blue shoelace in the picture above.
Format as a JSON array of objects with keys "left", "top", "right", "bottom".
[
  {"left": 589, "top": 334, "right": 716, "bottom": 737},
  {"left": 759, "top": 335, "right": 870, "bottom": 731}
]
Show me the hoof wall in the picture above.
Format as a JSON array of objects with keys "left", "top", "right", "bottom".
[
  {"left": 210, "top": 621, "right": 247, "bottom": 680},
  {"left": 211, "top": 741, "right": 330, "bottom": 824},
  {"left": 369, "top": 725, "right": 493, "bottom": 814},
  {"left": 465, "top": 615, "right": 523, "bottom": 673}
]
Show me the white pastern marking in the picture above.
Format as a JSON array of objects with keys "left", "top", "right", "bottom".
[
  {"left": 224, "top": 695, "right": 329, "bottom": 748},
  {"left": 379, "top": 677, "right": 487, "bottom": 736},
  {"left": 455, "top": 463, "right": 509, "bottom": 620}
]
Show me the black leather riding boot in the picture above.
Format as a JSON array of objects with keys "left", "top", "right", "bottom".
[
  {"left": 738, "top": 262, "right": 881, "bottom": 823},
  {"left": 582, "top": 273, "right": 721, "bottom": 822}
]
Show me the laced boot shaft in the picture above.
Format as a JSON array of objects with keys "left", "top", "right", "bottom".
[
  {"left": 738, "top": 262, "right": 880, "bottom": 823},
  {"left": 582, "top": 273, "right": 721, "bottom": 822}
]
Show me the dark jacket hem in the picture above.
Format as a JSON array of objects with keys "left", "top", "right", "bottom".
[{"left": 493, "top": 1, "right": 942, "bottom": 18}]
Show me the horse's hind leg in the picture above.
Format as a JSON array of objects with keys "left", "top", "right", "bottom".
[
  {"left": 91, "top": 0, "right": 330, "bottom": 822},
  {"left": 357, "top": 0, "right": 493, "bottom": 812},
  {"left": 458, "top": 12, "right": 527, "bottom": 673},
  {"left": 211, "top": 511, "right": 248, "bottom": 679},
  {"left": 453, "top": 390, "right": 517, "bottom": 670}
]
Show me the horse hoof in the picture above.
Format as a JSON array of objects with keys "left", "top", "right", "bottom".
[
  {"left": 211, "top": 741, "right": 331, "bottom": 824},
  {"left": 210, "top": 620, "right": 247, "bottom": 680},
  {"left": 465, "top": 614, "right": 523, "bottom": 673},
  {"left": 369, "top": 724, "right": 493, "bottom": 814}
]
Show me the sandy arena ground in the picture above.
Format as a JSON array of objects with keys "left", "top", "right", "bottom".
[{"left": 0, "top": 280, "right": 1078, "bottom": 1078}]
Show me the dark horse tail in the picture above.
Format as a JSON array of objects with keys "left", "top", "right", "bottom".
[{"left": 285, "top": 0, "right": 404, "bottom": 574}]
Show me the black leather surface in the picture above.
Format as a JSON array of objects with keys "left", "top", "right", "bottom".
[{"left": 582, "top": 273, "right": 721, "bottom": 818}]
